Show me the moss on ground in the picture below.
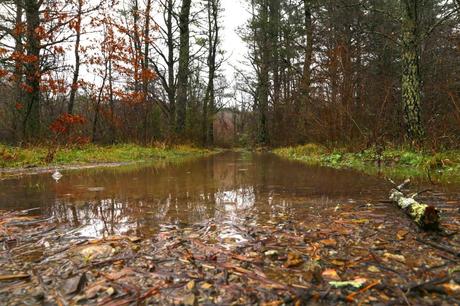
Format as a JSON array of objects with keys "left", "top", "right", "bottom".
[
  {"left": 0, "top": 143, "right": 213, "bottom": 169},
  {"left": 273, "top": 144, "right": 460, "bottom": 183}
]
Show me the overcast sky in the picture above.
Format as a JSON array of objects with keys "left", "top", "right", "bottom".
[
  {"left": 220, "top": 0, "right": 250, "bottom": 78},
  {"left": 77, "top": 0, "right": 250, "bottom": 97}
]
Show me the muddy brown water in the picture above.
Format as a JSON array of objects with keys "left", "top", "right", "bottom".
[{"left": 1, "top": 152, "right": 459, "bottom": 239}]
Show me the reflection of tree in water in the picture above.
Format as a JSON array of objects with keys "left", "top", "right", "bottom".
[
  {"left": 47, "top": 191, "right": 220, "bottom": 237},
  {"left": 49, "top": 198, "right": 144, "bottom": 237}
]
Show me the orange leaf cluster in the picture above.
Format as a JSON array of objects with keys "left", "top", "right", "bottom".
[
  {"left": 11, "top": 51, "right": 38, "bottom": 63},
  {"left": 50, "top": 113, "right": 86, "bottom": 134}
]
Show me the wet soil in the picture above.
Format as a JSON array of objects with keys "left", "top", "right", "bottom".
[{"left": 1, "top": 152, "right": 460, "bottom": 305}]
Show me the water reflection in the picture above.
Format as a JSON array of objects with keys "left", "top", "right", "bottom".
[{"left": 1, "top": 152, "right": 459, "bottom": 239}]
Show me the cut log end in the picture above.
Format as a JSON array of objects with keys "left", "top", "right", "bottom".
[{"left": 420, "top": 206, "right": 440, "bottom": 230}]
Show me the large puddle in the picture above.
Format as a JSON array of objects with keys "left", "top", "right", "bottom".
[
  {"left": 2, "top": 152, "right": 460, "bottom": 304},
  {"left": 1, "top": 151, "right": 459, "bottom": 239}
]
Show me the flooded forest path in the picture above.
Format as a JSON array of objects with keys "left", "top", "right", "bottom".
[{"left": 1, "top": 151, "right": 460, "bottom": 304}]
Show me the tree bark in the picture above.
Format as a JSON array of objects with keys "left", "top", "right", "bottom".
[
  {"left": 23, "top": 0, "right": 41, "bottom": 140},
  {"left": 166, "top": 0, "right": 176, "bottom": 132},
  {"left": 269, "top": 0, "right": 280, "bottom": 127},
  {"left": 258, "top": 0, "right": 270, "bottom": 145},
  {"left": 401, "top": 0, "right": 424, "bottom": 143},
  {"left": 202, "top": 0, "right": 219, "bottom": 146},
  {"left": 142, "top": 0, "right": 152, "bottom": 143},
  {"left": 13, "top": 0, "right": 24, "bottom": 141},
  {"left": 68, "top": 0, "right": 83, "bottom": 114},
  {"left": 298, "top": 0, "right": 314, "bottom": 140},
  {"left": 176, "top": 0, "right": 192, "bottom": 135}
]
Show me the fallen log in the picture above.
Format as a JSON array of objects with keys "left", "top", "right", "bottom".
[{"left": 389, "top": 179, "right": 439, "bottom": 230}]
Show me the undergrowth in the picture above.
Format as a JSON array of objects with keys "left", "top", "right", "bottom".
[
  {"left": 273, "top": 144, "right": 460, "bottom": 183},
  {"left": 0, "top": 143, "right": 212, "bottom": 169}
]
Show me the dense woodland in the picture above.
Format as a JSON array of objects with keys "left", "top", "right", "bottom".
[{"left": 0, "top": 0, "right": 459, "bottom": 148}]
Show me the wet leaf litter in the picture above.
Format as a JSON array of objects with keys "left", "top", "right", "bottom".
[{"left": 1, "top": 186, "right": 460, "bottom": 306}]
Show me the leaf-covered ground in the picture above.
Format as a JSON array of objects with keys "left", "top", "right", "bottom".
[{"left": 1, "top": 191, "right": 460, "bottom": 305}]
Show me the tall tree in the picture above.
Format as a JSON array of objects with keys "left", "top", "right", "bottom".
[
  {"left": 68, "top": 0, "right": 83, "bottom": 114},
  {"left": 150, "top": 0, "right": 178, "bottom": 132},
  {"left": 23, "top": 0, "right": 41, "bottom": 139},
  {"left": 257, "top": 0, "right": 270, "bottom": 144},
  {"left": 176, "top": 0, "right": 192, "bottom": 135},
  {"left": 202, "top": 0, "right": 220, "bottom": 145},
  {"left": 400, "top": 0, "right": 424, "bottom": 142}
]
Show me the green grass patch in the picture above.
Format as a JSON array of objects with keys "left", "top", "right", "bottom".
[
  {"left": 273, "top": 144, "right": 460, "bottom": 184},
  {"left": 0, "top": 143, "right": 213, "bottom": 169}
]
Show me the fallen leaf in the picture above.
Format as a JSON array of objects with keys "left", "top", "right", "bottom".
[
  {"left": 285, "top": 253, "right": 304, "bottom": 268},
  {"left": 331, "top": 259, "right": 345, "bottom": 266},
  {"left": 443, "top": 282, "right": 460, "bottom": 294},
  {"left": 321, "top": 238, "right": 337, "bottom": 247},
  {"left": 396, "top": 230, "right": 409, "bottom": 240},
  {"left": 367, "top": 266, "right": 380, "bottom": 273},
  {"left": 102, "top": 268, "right": 133, "bottom": 281},
  {"left": 352, "top": 219, "right": 370, "bottom": 224},
  {"left": 383, "top": 252, "right": 406, "bottom": 263},
  {"left": 201, "top": 282, "right": 213, "bottom": 289},
  {"left": 183, "top": 294, "right": 196, "bottom": 305},
  {"left": 186, "top": 280, "right": 196, "bottom": 291},
  {"left": 85, "top": 285, "right": 104, "bottom": 299},
  {"left": 78, "top": 244, "right": 114, "bottom": 260},
  {"left": 322, "top": 269, "right": 340, "bottom": 281},
  {"left": 128, "top": 236, "right": 142, "bottom": 243}
]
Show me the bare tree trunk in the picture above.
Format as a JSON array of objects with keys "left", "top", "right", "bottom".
[
  {"left": 258, "top": 0, "right": 270, "bottom": 145},
  {"left": 269, "top": 0, "right": 280, "bottom": 137},
  {"left": 132, "top": 0, "right": 142, "bottom": 92},
  {"left": 401, "top": 0, "right": 424, "bottom": 143},
  {"left": 93, "top": 60, "right": 108, "bottom": 142},
  {"left": 176, "top": 0, "right": 191, "bottom": 135},
  {"left": 108, "top": 59, "right": 115, "bottom": 143},
  {"left": 23, "top": 0, "right": 41, "bottom": 140},
  {"left": 166, "top": 0, "right": 176, "bottom": 132},
  {"left": 202, "top": 0, "right": 219, "bottom": 146},
  {"left": 299, "top": 0, "right": 314, "bottom": 140},
  {"left": 68, "top": 0, "right": 83, "bottom": 114},
  {"left": 13, "top": 0, "right": 24, "bottom": 141},
  {"left": 142, "top": 0, "right": 152, "bottom": 143}
]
